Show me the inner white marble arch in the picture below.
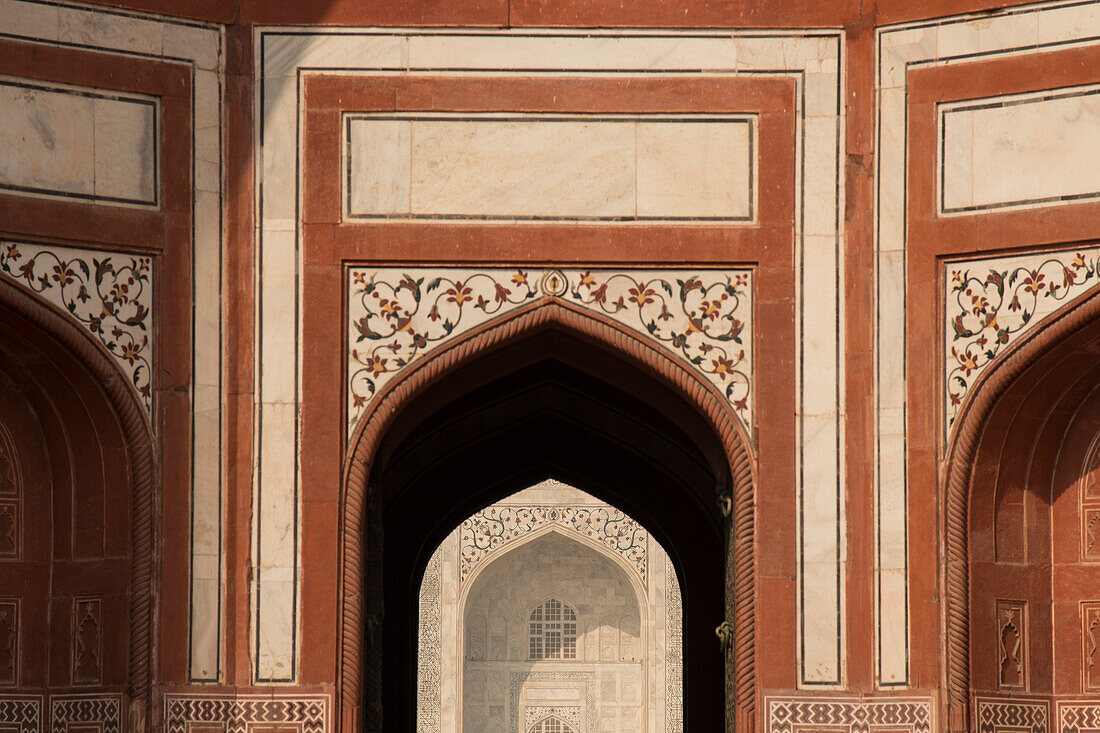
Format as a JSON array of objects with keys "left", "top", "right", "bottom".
[{"left": 417, "top": 480, "right": 683, "bottom": 733}]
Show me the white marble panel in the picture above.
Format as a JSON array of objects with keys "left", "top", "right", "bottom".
[
  {"left": 255, "top": 400, "right": 298, "bottom": 683},
  {"left": 0, "top": 80, "right": 93, "bottom": 197},
  {"left": 405, "top": 34, "right": 740, "bottom": 73},
  {"left": 0, "top": 0, "right": 61, "bottom": 41},
  {"left": 92, "top": 95, "right": 156, "bottom": 203},
  {"left": 57, "top": 6, "right": 163, "bottom": 55},
  {"left": 635, "top": 120, "right": 753, "bottom": 219},
  {"left": 940, "top": 86, "right": 1100, "bottom": 213},
  {"left": 799, "top": 413, "right": 843, "bottom": 685},
  {"left": 0, "top": 77, "right": 156, "bottom": 206},
  {"left": 346, "top": 119, "right": 411, "bottom": 215},
  {"left": 345, "top": 114, "right": 754, "bottom": 220},
  {"left": 408, "top": 118, "right": 634, "bottom": 218}
]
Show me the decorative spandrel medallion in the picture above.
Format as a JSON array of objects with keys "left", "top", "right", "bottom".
[{"left": 347, "top": 267, "right": 752, "bottom": 439}]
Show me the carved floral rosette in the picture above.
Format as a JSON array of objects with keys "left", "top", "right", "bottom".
[
  {"left": 347, "top": 267, "right": 752, "bottom": 438},
  {"left": 944, "top": 247, "right": 1100, "bottom": 439},
  {"left": 459, "top": 502, "right": 647, "bottom": 588},
  {"left": 0, "top": 241, "right": 153, "bottom": 414}
]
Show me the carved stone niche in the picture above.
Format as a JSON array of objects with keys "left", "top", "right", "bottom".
[
  {"left": 1082, "top": 602, "right": 1100, "bottom": 691},
  {"left": 996, "top": 600, "right": 1028, "bottom": 691}
]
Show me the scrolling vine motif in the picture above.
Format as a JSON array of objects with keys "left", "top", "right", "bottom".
[
  {"left": 945, "top": 248, "right": 1100, "bottom": 436},
  {"left": 0, "top": 242, "right": 153, "bottom": 413},
  {"left": 347, "top": 267, "right": 752, "bottom": 436},
  {"left": 459, "top": 503, "right": 647, "bottom": 587}
]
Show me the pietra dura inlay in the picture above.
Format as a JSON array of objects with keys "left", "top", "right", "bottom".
[
  {"left": 943, "top": 246, "right": 1100, "bottom": 437},
  {"left": 347, "top": 266, "right": 753, "bottom": 438}
]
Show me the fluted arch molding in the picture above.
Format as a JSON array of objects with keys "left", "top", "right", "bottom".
[
  {"left": 0, "top": 277, "right": 156, "bottom": 727},
  {"left": 942, "top": 283, "right": 1100, "bottom": 732},
  {"left": 338, "top": 297, "right": 757, "bottom": 732}
]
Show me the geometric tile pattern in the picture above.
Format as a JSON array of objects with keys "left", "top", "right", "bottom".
[
  {"left": 767, "top": 696, "right": 934, "bottom": 733},
  {"left": 0, "top": 696, "right": 41, "bottom": 733},
  {"left": 348, "top": 267, "right": 752, "bottom": 437},
  {"left": 49, "top": 694, "right": 121, "bottom": 733},
  {"left": 163, "top": 695, "right": 329, "bottom": 733},
  {"left": 0, "top": 241, "right": 154, "bottom": 414},
  {"left": 1058, "top": 700, "right": 1100, "bottom": 733},
  {"left": 975, "top": 697, "right": 1049, "bottom": 733}
]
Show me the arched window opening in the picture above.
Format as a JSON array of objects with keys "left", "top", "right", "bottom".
[
  {"left": 528, "top": 599, "right": 577, "bottom": 660},
  {"left": 529, "top": 716, "right": 575, "bottom": 733}
]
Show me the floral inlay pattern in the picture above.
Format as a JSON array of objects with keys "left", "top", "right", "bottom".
[
  {"left": 0, "top": 241, "right": 153, "bottom": 413},
  {"left": 347, "top": 267, "right": 752, "bottom": 437},
  {"left": 459, "top": 500, "right": 647, "bottom": 588},
  {"left": 945, "top": 248, "right": 1100, "bottom": 438}
]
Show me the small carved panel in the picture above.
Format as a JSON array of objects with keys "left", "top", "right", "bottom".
[
  {"left": 1084, "top": 434, "right": 1100, "bottom": 500},
  {"left": 71, "top": 599, "right": 101, "bottom": 685},
  {"left": 1081, "top": 433, "right": 1100, "bottom": 562},
  {"left": 1085, "top": 510, "right": 1100, "bottom": 561},
  {"left": 0, "top": 502, "right": 17, "bottom": 559},
  {"left": 0, "top": 599, "right": 17, "bottom": 685},
  {"left": 1083, "top": 603, "right": 1100, "bottom": 691},
  {"left": 0, "top": 426, "right": 17, "bottom": 497},
  {"left": 996, "top": 600, "right": 1028, "bottom": 690}
]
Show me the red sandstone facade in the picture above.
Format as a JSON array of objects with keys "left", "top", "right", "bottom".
[{"left": 1, "top": 0, "right": 1099, "bottom": 730}]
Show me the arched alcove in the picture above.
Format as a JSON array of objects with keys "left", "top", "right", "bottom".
[
  {"left": 0, "top": 279, "right": 155, "bottom": 726},
  {"left": 943, "top": 285, "right": 1100, "bottom": 727},
  {"left": 340, "top": 301, "right": 751, "bottom": 732}
]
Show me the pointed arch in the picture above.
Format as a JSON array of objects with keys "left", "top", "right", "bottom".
[
  {"left": 458, "top": 523, "right": 649, "bottom": 620},
  {"left": 942, "top": 282, "right": 1100, "bottom": 730},
  {"left": 0, "top": 277, "right": 156, "bottom": 726},
  {"left": 339, "top": 297, "right": 756, "bottom": 731}
]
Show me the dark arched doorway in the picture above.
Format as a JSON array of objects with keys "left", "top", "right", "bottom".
[{"left": 339, "top": 301, "right": 754, "bottom": 732}]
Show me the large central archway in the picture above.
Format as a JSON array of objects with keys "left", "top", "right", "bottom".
[{"left": 338, "top": 300, "right": 756, "bottom": 732}]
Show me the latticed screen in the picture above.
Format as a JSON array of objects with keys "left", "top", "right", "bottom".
[
  {"left": 530, "top": 716, "right": 573, "bottom": 733},
  {"left": 528, "top": 598, "right": 578, "bottom": 659}
]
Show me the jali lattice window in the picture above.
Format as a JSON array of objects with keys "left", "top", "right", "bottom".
[
  {"left": 530, "top": 717, "right": 574, "bottom": 733},
  {"left": 528, "top": 599, "right": 577, "bottom": 660}
]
